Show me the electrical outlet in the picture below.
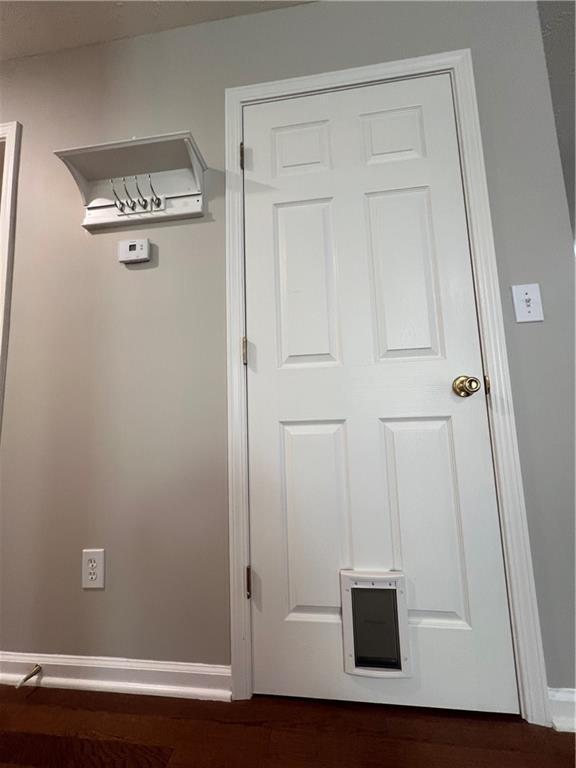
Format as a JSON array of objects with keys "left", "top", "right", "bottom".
[{"left": 82, "top": 549, "right": 105, "bottom": 589}]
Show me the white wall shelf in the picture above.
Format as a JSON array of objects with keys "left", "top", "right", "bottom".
[{"left": 55, "top": 131, "right": 207, "bottom": 231}]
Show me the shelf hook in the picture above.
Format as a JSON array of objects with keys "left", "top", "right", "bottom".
[
  {"left": 122, "top": 177, "right": 136, "bottom": 211},
  {"left": 110, "top": 179, "right": 125, "bottom": 213},
  {"left": 148, "top": 174, "right": 162, "bottom": 209},
  {"left": 134, "top": 176, "right": 148, "bottom": 209}
]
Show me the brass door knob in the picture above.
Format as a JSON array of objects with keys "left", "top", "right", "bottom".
[{"left": 452, "top": 375, "right": 481, "bottom": 397}]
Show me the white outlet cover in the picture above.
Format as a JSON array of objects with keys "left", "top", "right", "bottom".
[
  {"left": 511, "top": 283, "right": 544, "bottom": 323},
  {"left": 82, "top": 548, "right": 105, "bottom": 589}
]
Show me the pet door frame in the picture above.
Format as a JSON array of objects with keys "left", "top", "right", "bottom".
[{"left": 341, "top": 570, "right": 411, "bottom": 678}]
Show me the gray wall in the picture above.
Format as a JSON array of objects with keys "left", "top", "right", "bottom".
[
  {"left": 0, "top": 2, "right": 573, "bottom": 686},
  {"left": 538, "top": 1, "right": 575, "bottom": 232}
]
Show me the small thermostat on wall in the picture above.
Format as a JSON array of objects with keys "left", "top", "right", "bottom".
[{"left": 118, "top": 238, "right": 150, "bottom": 264}]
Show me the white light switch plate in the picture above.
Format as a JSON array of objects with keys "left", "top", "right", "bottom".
[{"left": 512, "top": 283, "right": 544, "bottom": 323}]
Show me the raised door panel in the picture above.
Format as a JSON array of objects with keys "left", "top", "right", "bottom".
[
  {"left": 381, "top": 418, "right": 470, "bottom": 628},
  {"left": 273, "top": 120, "right": 331, "bottom": 176},
  {"left": 366, "top": 187, "right": 442, "bottom": 360},
  {"left": 281, "top": 421, "right": 350, "bottom": 620},
  {"left": 275, "top": 199, "right": 338, "bottom": 366},
  {"left": 361, "top": 106, "right": 425, "bottom": 164}
]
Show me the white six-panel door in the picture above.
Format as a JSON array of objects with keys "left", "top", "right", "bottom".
[{"left": 243, "top": 73, "right": 519, "bottom": 712}]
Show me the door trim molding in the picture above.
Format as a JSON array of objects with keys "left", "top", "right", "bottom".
[
  {"left": 0, "top": 121, "right": 21, "bottom": 434},
  {"left": 225, "top": 50, "right": 550, "bottom": 725}
]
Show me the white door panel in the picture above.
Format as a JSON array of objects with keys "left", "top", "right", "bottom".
[{"left": 244, "top": 73, "right": 519, "bottom": 712}]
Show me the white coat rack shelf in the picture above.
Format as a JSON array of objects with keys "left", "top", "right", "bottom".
[{"left": 55, "top": 131, "right": 207, "bottom": 231}]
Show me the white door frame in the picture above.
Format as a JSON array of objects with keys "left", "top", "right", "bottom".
[
  {"left": 0, "top": 121, "right": 21, "bottom": 430},
  {"left": 225, "top": 50, "right": 550, "bottom": 726}
]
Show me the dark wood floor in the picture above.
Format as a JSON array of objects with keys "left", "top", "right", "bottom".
[{"left": 0, "top": 685, "right": 572, "bottom": 767}]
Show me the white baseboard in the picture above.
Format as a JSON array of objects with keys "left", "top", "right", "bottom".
[
  {"left": 0, "top": 651, "right": 231, "bottom": 702},
  {"left": 1, "top": 652, "right": 571, "bottom": 728},
  {"left": 548, "top": 687, "right": 576, "bottom": 732}
]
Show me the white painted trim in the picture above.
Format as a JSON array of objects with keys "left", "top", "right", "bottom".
[
  {"left": 0, "top": 121, "right": 21, "bottom": 433},
  {"left": 225, "top": 91, "right": 252, "bottom": 701},
  {"left": 225, "top": 50, "right": 550, "bottom": 725},
  {"left": 548, "top": 688, "right": 576, "bottom": 732},
  {"left": 447, "top": 52, "right": 550, "bottom": 728},
  {"left": 0, "top": 651, "right": 231, "bottom": 701}
]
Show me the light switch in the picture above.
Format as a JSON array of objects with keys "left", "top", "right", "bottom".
[{"left": 511, "top": 284, "right": 544, "bottom": 323}]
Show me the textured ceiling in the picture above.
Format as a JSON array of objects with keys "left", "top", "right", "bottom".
[{"left": 0, "top": 1, "right": 303, "bottom": 63}]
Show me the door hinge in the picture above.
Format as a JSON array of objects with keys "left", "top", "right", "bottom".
[
  {"left": 246, "top": 565, "right": 252, "bottom": 599},
  {"left": 242, "top": 336, "right": 248, "bottom": 366},
  {"left": 240, "top": 142, "right": 245, "bottom": 170},
  {"left": 484, "top": 374, "right": 491, "bottom": 395}
]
